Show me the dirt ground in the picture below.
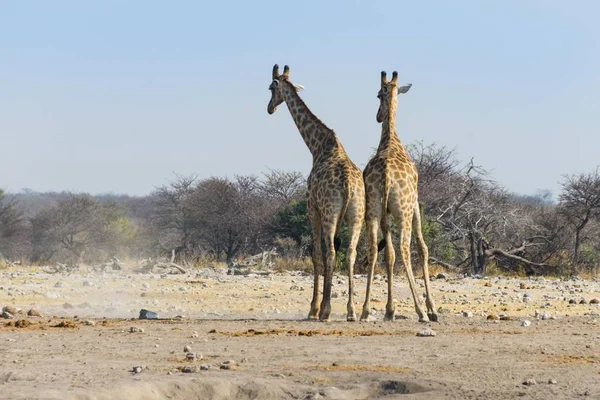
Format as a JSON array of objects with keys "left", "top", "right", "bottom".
[{"left": 1, "top": 265, "right": 599, "bottom": 399}]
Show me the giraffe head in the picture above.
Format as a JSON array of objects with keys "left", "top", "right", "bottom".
[
  {"left": 267, "top": 64, "right": 304, "bottom": 115},
  {"left": 376, "top": 71, "right": 412, "bottom": 123}
]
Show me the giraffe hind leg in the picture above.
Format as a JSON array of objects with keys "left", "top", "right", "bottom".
[
  {"left": 360, "top": 217, "right": 379, "bottom": 321},
  {"left": 318, "top": 218, "right": 338, "bottom": 322},
  {"left": 308, "top": 210, "right": 322, "bottom": 320},
  {"left": 344, "top": 205, "right": 362, "bottom": 322},
  {"left": 413, "top": 204, "right": 438, "bottom": 321}
]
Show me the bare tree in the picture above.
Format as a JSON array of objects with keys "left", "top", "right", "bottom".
[
  {"left": 259, "top": 169, "right": 306, "bottom": 202},
  {"left": 30, "top": 193, "right": 125, "bottom": 263},
  {"left": 559, "top": 167, "right": 600, "bottom": 274},
  {"left": 187, "top": 177, "right": 261, "bottom": 264},
  {"left": 149, "top": 175, "right": 198, "bottom": 262},
  {"left": 410, "top": 143, "right": 559, "bottom": 275},
  {"left": 0, "top": 189, "right": 26, "bottom": 260}
]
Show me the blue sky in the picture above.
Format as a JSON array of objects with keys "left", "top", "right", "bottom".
[{"left": 1, "top": 1, "right": 598, "bottom": 197}]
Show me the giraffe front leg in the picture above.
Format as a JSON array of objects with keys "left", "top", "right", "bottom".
[{"left": 361, "top": 217, "right": 379, "bottom": 321}]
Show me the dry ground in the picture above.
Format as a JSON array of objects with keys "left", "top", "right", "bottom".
[{"left": 1, "top": 265, "right": 599, "bottom": 399}]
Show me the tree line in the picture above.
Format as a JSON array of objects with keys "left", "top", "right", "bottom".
[{"left": 1, "top": 142, "right": 599, "bottom": 276}]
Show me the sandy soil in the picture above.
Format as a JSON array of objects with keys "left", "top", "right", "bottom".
[{"left": 1, "top": 265, "right": 599, "bottom": 399}]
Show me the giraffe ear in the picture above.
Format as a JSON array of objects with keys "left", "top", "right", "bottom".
[
  {"left": 398, "top": 83, "right": 412, "bottom": 94},
  {"left": 293, "top": 84, "right": 305, "bottom": 92}
]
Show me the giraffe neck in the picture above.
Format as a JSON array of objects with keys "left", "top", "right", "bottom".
[
  {"left": 377, "top": 93, "right": 401, "bottom": 152},
  {"left": 281, "top": 81, "right": 341, "bottom": 161}
]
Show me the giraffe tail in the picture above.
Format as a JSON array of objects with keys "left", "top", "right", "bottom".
[
  {"left": 379, "top": 166, "right": 391, "bottom": 243},
  {"left": 333, "top": 166, "right": 355, "bottom": 251}
]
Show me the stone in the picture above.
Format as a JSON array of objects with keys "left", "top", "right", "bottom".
[
  {"left": 416, "top": 328, "right": 436, "bottom": 337},
  {"left": 1, "top": 311, "right": 14, "bottom": 319},
  {"left": 304, "top": 393, "right": 323, "bottom": 400},
  {"left": 548, "top": 379, "right": 557, "bottom": 384},
  {"left": 200, "top": 364, "right": 212, "bottom": 370},
  {"left": 132, "top": 366, "right": 144, "bottom": 374},
  {"left": 182, "top": 366, "right": 198, "bottom": 373},
  {"left": 462, "top": 311, "right": 473, "bottom": 318},
  {"left": 590, "top": 298, "right": 600, "bottom": 304},
  {"left": 569, "top": 299, "right": 577, "bottom": 304},
  {"left": 27, "top": 309, "right": 41, "bottom": 317},
  {"left": 186, "top": 352, "right": 197, "bottom": 361},
  {"left": 3, "top": 306, "right": 17, "bottom": 315},
  {"left": 521, "top": 320, "right": 531, "bottom": 327},
  {"left": 184, "top": 345, "right": 192, "bottom": 353},
  {"left": 85, "top": 320, "right": 96, "bottom": 326},
  {"left": 541, "top": 312, "right": 551, "bottom": 320},
  {"left": 139, "top": 309, "right": 158, "bottom": 320},
  {"left": 487, "top": 314, "right": 499, "bottom": 321},
  {"left": 130, "top": 327, "right": 144, "bottom": 333},
  {"left": 436, "top": 273, "right": 447, "bottom": 279},
  {"left": 522, "top": 378, "right": 537, "bottom": 386}
]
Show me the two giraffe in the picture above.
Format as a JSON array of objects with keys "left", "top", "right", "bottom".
[{"left": 267, "top": 65, "right": 437, "bottom": 322}]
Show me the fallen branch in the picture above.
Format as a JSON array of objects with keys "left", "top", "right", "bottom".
[
  {"left": 154, "top": 262, "right": 187, "bottom": 274},
  {"left": 429, "top": 256, "right": 460, "bottom": 271},
  {"left": 485, "top": 247, "right": 556, "bottom": 275}
]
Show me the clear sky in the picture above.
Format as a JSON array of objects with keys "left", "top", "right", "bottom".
[{"left": 1, "top": 1, "right": 598, "bottom": 197}]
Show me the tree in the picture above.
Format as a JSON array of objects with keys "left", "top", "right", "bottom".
[
  {"left": 410, "top": 143, "right": 559, "bottom": 275},
  {"left": 149, "top": 175, "right": 199, "bottom": 262},
  {"left": 0, "top": 189, "right": 26, "bottom": 260},
  {"left": 187, "top": 176, "right": 271, "bottom": 264},
  {"left": 559, "top": 167, "right": 600, "bottom": 274},
  {"left": 30, "top": 193, "right": 126, "bottom": 263},
  {"left": 259, "top": 169, "right": 306, "bottom": 203}
]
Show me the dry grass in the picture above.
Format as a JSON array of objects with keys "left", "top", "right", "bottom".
[
  {"left": 271, "top": 257, "right": 313, "bottom": 274},
  {"left": 52, "top": 320, "right": 78, "bottom": 328},
  {"left": 212, "top": 328, "right": 412, "bottom": 337},
  {"left": 4, "top": 319, "right": 33, "bottom": 328},
  {"left": 450, "top": 328, "right": 524, "bottom": 335},
  {"left": 427, "top": 263, "right": 447, "bottom": 278},
  {"left": 543, "top": 354, "right": 598, "bottom": 365}
]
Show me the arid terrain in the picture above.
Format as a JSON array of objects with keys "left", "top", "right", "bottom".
[{"left": 1, "top": 264, "right": 599, "bottom": 400}]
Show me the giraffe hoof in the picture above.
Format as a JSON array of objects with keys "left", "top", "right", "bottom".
[
  {"left": 418, "top": 315, "right": 430, "bottom": 323},
  {"left": 360, "top": 312, "right": 371, "bottom": 322},
  {"left": 347, "top": 314, "right": 357, "bottom": 322},
  {"left": 428, "top": 312, "right": 439, "bottom": 322},
  {"left": 383, "top": 312, "right": 395, "bottom": 322}
]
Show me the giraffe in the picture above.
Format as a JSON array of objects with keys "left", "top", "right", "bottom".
[
  {"left": 360, "top": 71, "right": 438, "bottom": 323},
  {"left": 267, "top": 64, "right": 365, "bottom": 322}
]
